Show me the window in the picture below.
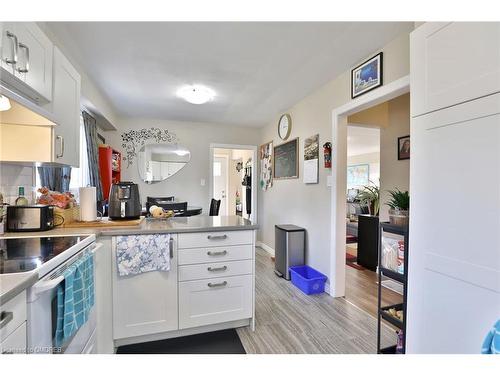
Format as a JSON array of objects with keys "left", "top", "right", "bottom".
[{"left": 213, "top": 161, "right": 222, "bottom": 177}]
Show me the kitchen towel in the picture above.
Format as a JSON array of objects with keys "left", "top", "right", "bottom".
[
  {"left": 79, "top": 186, "right": 98, "bottom": 221},
  {"left": 116, "top": 234, "right": 171, "bottom": 276},
  {"left": 54, "top": 251, "right": 95, "bottom": 348},
  {"left": 482, "top": 320, "right": 500, "bottom": 354}
]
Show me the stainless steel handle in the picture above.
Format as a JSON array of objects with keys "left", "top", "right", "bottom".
[
  {"left": 56, "top": 135, "right": 64, "bottom": 158},
  {"left": 5, "top": 31, "right": 18, "bottom": 65},
  {"left": 169, "top": 237, "right": 174, "bottom": 259},
  {"left": 207, "top": 265, "right": 227, "bottom": 272},
  {"left": 16, "top": 43, "right": 29, "bottom": 73},
  {"left": 207, "top": 281, "right": 227, "bottom": 288},
  {"left": 207, "top": 250, "right": 227, "bottom": 256},
  {"left": 207, "top": 234, "right": 227, "bottom": 240},
  {"left": 0, "top": 311, "right": 13, "bottom": 329}
]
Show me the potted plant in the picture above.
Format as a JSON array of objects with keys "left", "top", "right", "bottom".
[
  {"left": 356, "top": 183, "right": 380, "bottom": 216},
  {"left": 387, "top": 189, "right": 410, "bottom": 226}
]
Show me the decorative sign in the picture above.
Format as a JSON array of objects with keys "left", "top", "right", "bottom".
[
  {"left": 303, "top": 134, "right": 319, "bottom": 184},
  {"left": 121, "top": 127, "right": 178, "bottom": 168},
  {"left": 274, "top": 138, "right": 299, "bottom": 180},
  {"left": 259, "top": 141, "right": 273, "bottom": 191}
]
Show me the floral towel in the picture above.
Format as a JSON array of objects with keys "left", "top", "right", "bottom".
[{"left": 116, "top": 234, "right": 171, "bottom": 276}]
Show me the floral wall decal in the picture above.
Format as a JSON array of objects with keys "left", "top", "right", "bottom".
[{"left": 121, "top": 128, "right": 179, "bottom": 168}]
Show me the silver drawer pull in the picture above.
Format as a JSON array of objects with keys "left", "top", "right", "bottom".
[
  {"left": 207, "top": 281, "right": 227, "bottom": 288},
  {"left": 5, "top": 31, "right": 18, "bottom": 65},
  {"left": 207, "top": 234, "right": 227, "bottom": 240},
  {"left": 207, "top": 250, "right": 227, "bottom": 256},
  {"left": 207, "top": 265, "right": 227, "bottom": 272},
  {"left": 0, "top": 311, "right": 13, "bottom": 329}
]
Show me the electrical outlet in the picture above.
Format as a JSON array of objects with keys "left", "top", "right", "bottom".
[{"left": 200, "top": 179, "right": 206, "bottom": 186}]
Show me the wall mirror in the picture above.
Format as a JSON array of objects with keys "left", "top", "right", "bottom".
[{"left": 137, "top": 144, "right": 191, "bottom": 183}]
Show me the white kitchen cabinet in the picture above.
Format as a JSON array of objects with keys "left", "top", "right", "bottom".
[
  {"left": 0, "top": 22, "right": 53, "bottom": 103},
  {"left": 49, "top": 47, "right": 81, "bottom": 167},
  {"left": 112, "top": 235, "right": 179, "bottom": 340},
  {"left": 179, "top": 274, "right": 253, "bottom": 330},
  {"left": 411, "top": 22, "right": 500, "bottom": 117},
  {"left": 0, "top": 322, "right": 26, "bottom": 354}
]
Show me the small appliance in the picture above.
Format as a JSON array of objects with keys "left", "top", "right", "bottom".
[
  {"left": 6, "top": 205, "right": 54, "bottom": 232},
  {"left": 108, "top": 182, "right": 141, "bottom": 219}
]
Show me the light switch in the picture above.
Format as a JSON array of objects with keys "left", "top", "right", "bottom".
[
  {"left": 200, "top": 179, "right": 206, "bottom": 186},
  {"left": 326, "top": 175, "right": 333, "bottom": 187}
]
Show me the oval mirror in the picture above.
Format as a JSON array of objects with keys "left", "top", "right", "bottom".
[{"left": 137, "top": 143, "right": 191, "bottom": 183}]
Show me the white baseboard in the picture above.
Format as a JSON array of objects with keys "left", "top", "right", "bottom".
[{"left": 256, "top": 241, "right": 275, "bottom": 256}]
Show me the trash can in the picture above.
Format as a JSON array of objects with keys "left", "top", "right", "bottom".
[{"left": 274, "top": 224, "right": 305, "bottom": 280}]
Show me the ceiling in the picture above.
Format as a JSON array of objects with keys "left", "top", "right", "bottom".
[
  {"left": 46, "top": 22, "right": 413, "bottom": 127},
  {"left": 347, "top": 126, "right": 380, "bottom": 157}
]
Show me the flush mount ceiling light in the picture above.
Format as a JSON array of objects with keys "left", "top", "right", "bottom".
[
  {"left": 0, "top": 95, "right": 11, "bottom": 111},
  {"left": 176, "top": 85, "right": 216, "bottom": 105}
]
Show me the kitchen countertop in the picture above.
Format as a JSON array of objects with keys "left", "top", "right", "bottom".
[{"left": 0, "top": 216, "right": 258, "bottom": 303}]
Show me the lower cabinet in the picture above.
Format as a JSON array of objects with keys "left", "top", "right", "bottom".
[
  {"left": 0, "top": 322, "right": 26, "bottom": 354},
  {"left": 179, "top": 274, "right": 253, "bottom": 330}
]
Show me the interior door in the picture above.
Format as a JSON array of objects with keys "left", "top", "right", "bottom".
[{"left": 213, "top": 156, "right": 228, "bottom": 215}]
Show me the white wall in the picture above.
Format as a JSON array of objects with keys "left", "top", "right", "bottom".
[
  {"left": 257, "top": 31, "right": 412, "bottom": 283},
  {"left": 104, "top": 118, "right": 260, "bottom": 214}
]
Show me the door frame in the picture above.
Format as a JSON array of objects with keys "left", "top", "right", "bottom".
[
  {"left": 329, "top": 75, "right": 410, "bottom": 297},
  {"left": 212, "top": 153, "right": 230, "bottom": 216},
  {"left": 209, "top": 143, "right": 258, "bottom": 223}
]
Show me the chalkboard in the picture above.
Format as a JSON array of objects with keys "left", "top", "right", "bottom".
[{"left": 274, "top": 138, "right": 298, "bottom": 179}]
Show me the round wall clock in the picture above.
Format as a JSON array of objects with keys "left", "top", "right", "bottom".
[{"left": 278, "top": 114, "right": 292, "bottom": 140}]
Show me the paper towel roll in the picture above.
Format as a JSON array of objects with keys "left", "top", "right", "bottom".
[{"left": 79, "top": 187, "right": 97, "bottom": 221}]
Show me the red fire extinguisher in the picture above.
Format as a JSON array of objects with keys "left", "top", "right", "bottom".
[{"left": 323, "top": 142, "right": 332, "bottom": 168}]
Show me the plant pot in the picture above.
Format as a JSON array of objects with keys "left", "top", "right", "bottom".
[{"left": 389, "top": 209, "right": 409, "bottom": 226}]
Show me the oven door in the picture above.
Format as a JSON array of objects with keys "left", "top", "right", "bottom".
[{"left": 26, "top": 243, "right": 100, "bottom": 354}]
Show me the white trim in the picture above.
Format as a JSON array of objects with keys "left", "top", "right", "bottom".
[
  {"left": 213, "top": 153, "right": 230, "bottom": 216},
  {"left": 256, "top": 241, "right": 275, "bottom": 256},
  {"left": 209, "top": 143, "right": 258, "bottom": 223},
  {"left": 329, "top": 75, "right": 410, "bottom": 298}
]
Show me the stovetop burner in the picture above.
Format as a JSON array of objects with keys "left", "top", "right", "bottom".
[{"left": 0, "top": 236, "right": 89, "bottom": 274}]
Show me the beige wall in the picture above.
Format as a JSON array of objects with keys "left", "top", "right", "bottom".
[
  {"left": 379, "top": 93, "right": 410, "bottom": 221},
  {"left": 257, "top": 31, "right": 412, "bottom": 280},
  {"left": 104, "top": 119, "right": 260, "bottom": 214}
]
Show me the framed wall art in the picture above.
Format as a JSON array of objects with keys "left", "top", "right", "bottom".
[
  {"left": 274, "top": 138, "right": 299, "bottom": 180},
  {"left": 259, "top": 141, "right": 273, "bottom": 191},
  {"left": 398, "top": 135, "right": 410, "bottom": 160},
  {"left": 351, "top": 52, "right": 383, "bottom": 98}
]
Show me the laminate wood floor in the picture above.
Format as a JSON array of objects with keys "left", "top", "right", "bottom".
[{"left": 236, "top": 248, "right": 396, "bottom": 354}]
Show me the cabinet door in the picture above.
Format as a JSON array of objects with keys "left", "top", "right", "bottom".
[
  {"left": 51, "top": 47, "right": 81, "bottom": 167},
  {"left": 411, "top": 22, "right": 500, "bottom": 117},
  {"left": 407, "top": 93, "right": 500, "bottom": 353},
  {"left": 15, "top": 23, "right": 53, "bottom": 102},
  {"left": 0, "top": 322, "right": 26, "bottom": 354},
  {"left": 112, "top": 235, "right": 179, "bottom": 340}
]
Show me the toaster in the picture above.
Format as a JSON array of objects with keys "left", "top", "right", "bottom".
[{"left": 6, "top": 205, "right": 55, "bottom": 232}]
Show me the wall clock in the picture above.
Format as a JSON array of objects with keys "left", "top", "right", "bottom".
[{"left": 278, "top": 114, "right": 292, "bottom": 140}]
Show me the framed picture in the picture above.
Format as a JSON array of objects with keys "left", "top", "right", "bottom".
[
  {"left": 351, "top": 52, "right": 383, "bottom": 98},
  {"left": 274, "top": 138, "right": 299, "bottom": 179},
  {"left": 347, "top": 164, "right": 370, "bottom": 187},
  {"left": 259, "top": 141, "right": 273, "bottom": 191},
  {"left": 398, "top": 135, "right": 410, "bottom": 160},
  {"left": 303, "top": 134, "right": 319, "bottom": 184}
]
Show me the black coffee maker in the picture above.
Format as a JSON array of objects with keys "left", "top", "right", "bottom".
[{"left": 108, "top": 182, "right": 141, "bottom": 220}]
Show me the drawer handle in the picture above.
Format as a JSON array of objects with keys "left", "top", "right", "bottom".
[
  {"left": 169, "top": 237, "right": 174, "bottom": 259},
  {"left": 0, "top": 311, "right": 13, "bottom": 329},
  {"left": 207, "top": 265, "right": 227, "bottom": 272},
  {"left": 207, "top": 250, "right": 227, "bottom": 256},
  {"left": 207, "top": 281, "right": 227, "bottom": 288},
  {"left": 207, "top": 234, "right": 227, "bottom": 240}
]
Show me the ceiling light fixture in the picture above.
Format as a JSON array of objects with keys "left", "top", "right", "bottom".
[
  {"left": 176, "top": 85, "right": 216, "bottom": 105},
  {"left": 0, "top": 95, "right": 11, "bottom": 111}
]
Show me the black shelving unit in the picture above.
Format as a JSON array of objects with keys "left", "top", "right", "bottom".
[{"left": 377, "top": 222, "right": 409, "bottom": 354}]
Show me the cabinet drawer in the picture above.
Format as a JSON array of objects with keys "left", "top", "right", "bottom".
[
  {"left": 179, "top": 260, "right": 253, "bottom": 282},
  {"left": 179, "top": 274, "right": 253, "bottom": 329},
  {"left": 178, "top": 230, "right": 253, "bottom": 249},
  {"left": 178, "top": 245, "right": 253, "bottom": 265},
  {"left": 0, "top": 321, "right": 26, "bottom": 354},
  {"left": 0, "top": 290, "right": 26, "bottom": 341}
]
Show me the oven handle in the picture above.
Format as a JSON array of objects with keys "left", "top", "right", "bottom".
[{"left": 31, "top": 243, "right": 102, "bottom": 296}]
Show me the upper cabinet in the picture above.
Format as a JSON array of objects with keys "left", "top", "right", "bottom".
[
  {"left": 49, "top": 47, "right": 81, "bottom": 167},
  {"left": 0, "top": 22, "right": 53, "bottom": 103},
  {"left": 411, "top": 22, "right": 500, "bottom": 117}
]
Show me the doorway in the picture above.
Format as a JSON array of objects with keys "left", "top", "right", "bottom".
[{"left": 209, "top": 144, "right": 257, "bottom": 223}]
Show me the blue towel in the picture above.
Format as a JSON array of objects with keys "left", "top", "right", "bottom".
[
  {"left": 482, "top": 320, "right": 500, "bottom": 354},
  {"left": 54, "top": 252, "right": 95, "bottom": 348}
]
